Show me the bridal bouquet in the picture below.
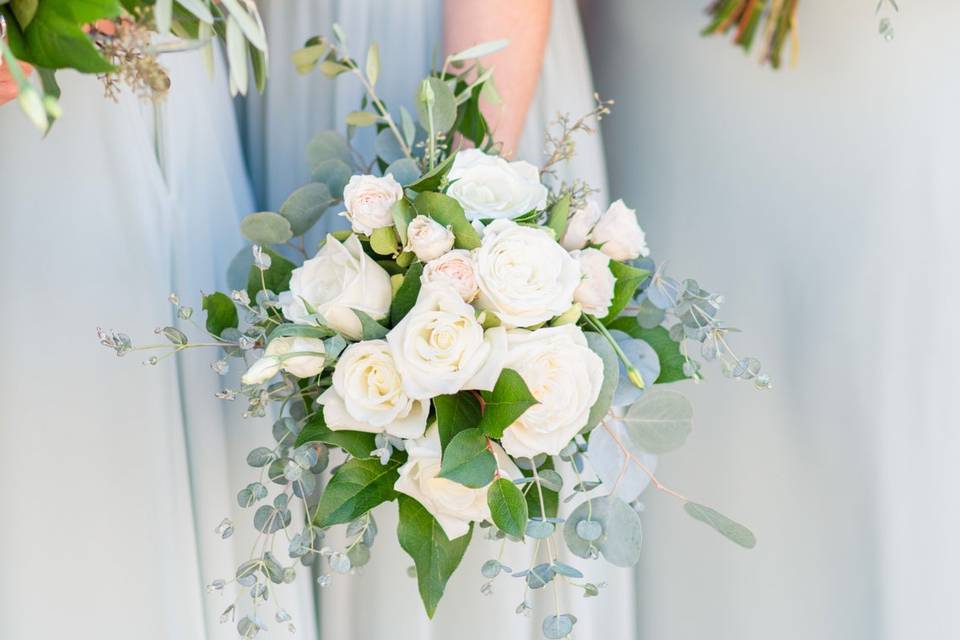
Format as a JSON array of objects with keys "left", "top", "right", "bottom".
[{"left": 100, "top": 29, "right": 767, "bottom": 640}]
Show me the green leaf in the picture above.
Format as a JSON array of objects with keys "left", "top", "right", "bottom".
[
  {"left": 369, "top": 226, "right": 399, "bottom": 256},
  {"left": 306, "top": 130, "right": 352, "bottom": 168},
  {"left": 389, "top": 261, "right": 423, "bottom": 325},
  {"left": 455, "top": 84, "right": 487, "bottom": 147},
  {"left": 292, "top": 43, "right": 327, "bottom": 75},
  {"left": 406, "top": 151, "right": 456, "bottom": 193},
  {"left": 397, "top": 495, "right": 472, "bottom": 618},
  {"left": 279, "top": 183, "right": 332, "bottom": 236},
  {"left": 11, "top": 0, "right": 37, "bottom": 27},
  {"left": 247, "top": 247, "right": 295, "bottom": 299},
  {"left": 600, "top": 261, "right": 651, "bottom": 325},
  {"left": 295, "top": 414, "right": 376, "bottom": 459},
  {"left": 240, "top": 211, "right": 293, "bottom": 244},
  {"left": 621, "top": 390, "right": 693, "bottom": 454},
  {"left": 365, "top": 42, "right": 379, "bottom": 85},
  {"left": 319, "top": 60, "right": 350, "bottom": 78},
  {"left": 345, "top": 110, "right": 380, "bottom": 127},
  {"left": 546, "top": 194, "right": 571, "bottom": 241},
  {"left": 683, "top": 502, "right": 756, "bottom": 549},
  {"left": 352, "top": 309, "right": 389, "bottom": 339},
  {"left": 219, "top": 0, "right": 266, "bottom": 50},
  {"left": 477, "top": 369, "right": 538, "bottom": 438},
  {"left": 389, "top": 198, "right": 416, "bottom": 247},
  {"left": 412, "top": 191, "right": 481, "bottom": 250},
  {"left": 606, "top": 319, "right": 689, "bottom": 384},
  {"left": 15, "top": 1, "right": 116, "bottom": 73},
  {"left": 415, "top": 76, "right": 457, "bottom": 133},
  {"left": 433, "top": 391, "right": 482, "bottom": 451},
  {"left": 487, "top": 477, "right": 528, "bottom": 538},
  {"left": 581, "top": 332, "right": 619, "bottom": 433},
  {"left": 313, "top": 457, "right": 401, "bottom": 527},
  {"left": 447, "top": 39, "right": 508, "bottom": 62},
  {"left": 201, "top": 292, "right": 238, "bottom": 337},
  {"left": 173, "top": 0, "right": 213, "bottom": 24},
  {"left": 438, "top": 428, "right": 496, "bottom": 488}
]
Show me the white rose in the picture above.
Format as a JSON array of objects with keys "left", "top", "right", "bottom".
[
  {"left": 499, "top": 325, "right": 604, "bottom": 458},
  {"left": 591, "top": 199, "right": 650, "bottom": 261},
  {"left": 571, "top": 248, "right": 616, "bottom": 317},
  {"left": 394, "top": 425, "right": 518, "bottom": 539},
  {"left": 421, "top": 249, "right": 479, "bottom": 302},
  {"left": 406, "top": 215, "right": 455, "bottom": 262},
  {"left": 318, "top": 340, "right": 428, "bottom": 439},
  {"left": 280, "top": 234, "right": 392, "bottom": 340},
  {"left": 474, "top": 219, "right": 581, "bottom": 328},
  {"left": 241, "top": 336, "right": 327, "bottom": 385},
  {"left": 446, "top": 149, "right": 548, "bottom": 221},
  {"left": 387, "top": 283, "right": 506, "bottom": 399},
  {"left": 342, "top": 174, "right": 404, "bottom": 235},
  {"left": 560, "top": 200, "right": 602, "bottom": 251}
]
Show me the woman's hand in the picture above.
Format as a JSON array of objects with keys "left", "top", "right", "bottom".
[{"left": 0, "top": 58, "right": 33, "bottom": 106}]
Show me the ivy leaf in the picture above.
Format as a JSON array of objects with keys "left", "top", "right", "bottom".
[
  {"left": 487, "top": 477, "right": 528, "bottom": 538},
  {"left": 295, "top": 414, "right": 376, "bottom": 459},
  {"left": 599, "top": 261, "right": 650, "bottom": 324},
  {"left": 389, "top": 261, "right": 423, "bottom": 326},
  {"left": 621, "top": 390, "right": 693, "bottom": 454},
  {"left": 546, "top": 194, "right": 571, "bottom": 241},
  {"left": 438, "top": 428, "right": 496, "bottom": 488},
  {"left": 397, "top": 495, "right": 472, "bottom": 618},
  {"left": 352, "top": 309, "right": 389, "bottom": 339},
  {"left": 246, "top": 247, "right": 295, "bottom": 299},
  {"left": 477, "top": 369, "right": 538, "bottom": 438},
  {"left": 683, "top": 502, "right": 756, "bottom": 549},
  {"left": 433, "top": 391, "right": 481, "bottom": 451},
  {"left": 201, "top": 292, "right": 238, "bottom": 337},
  {"left": 412, "top": 192, "right": 481, "bottom": 250},
  {"left": 312, "top": 457, "right": 401, "bottom": 527}
]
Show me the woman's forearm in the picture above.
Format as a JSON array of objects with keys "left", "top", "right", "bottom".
[{"left": 444, "top": 0, "right": 552, "bottom": 156}]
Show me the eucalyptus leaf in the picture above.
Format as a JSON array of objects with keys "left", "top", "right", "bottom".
[
  {"left": 246, "top": 247, "right": 295, "bottom": 299},
  {"left": 447, "top": 39, "right": 508, "bottom": 62},
  {"left": 543, "top": 614, "right": 577, "bottom": 640},
  {"left": 306, "top": 130, "right": 352, "bottom": 168},
  {"left": 586, "top": 418, "right": 656, "bottom": 503},
  {"left": 607, "top": 319, "right": 689, "bottom": 384},
  {"left": 240, "top": 212, "right": 293, "bottom": 245},
  {"left": 280, "top": 183, "right": 332, "bottom": 236},
  {"left": 386, "top": 158, "right": 420, "bottom": 185},
  {"left": 608, "top": 330, "right": 661, "bottom": 406},
  {"left": 563, "top": 496, "right": 643, "bottom": 567},
  {"left": 365, "top": 42, "right": 379, "bottom": 85},
  {"left": 375, "top": 127, "right": 406, "bottom": 163},
  {"left": 345, "top": 110, "right": 380, "bottom": 127},
  {"left": 683, "top": 502, "right": 757, "bottom": 549},
  {"left": 622, "top": 390, "right": 693, "bottom": 454},
  {"left": 310, "top": 158, "right": 352, "bottom": 199}
]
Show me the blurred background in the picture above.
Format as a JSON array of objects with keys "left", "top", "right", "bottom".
[{"left": 585, "top": 2, "right": 959, "bottom": 639}]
